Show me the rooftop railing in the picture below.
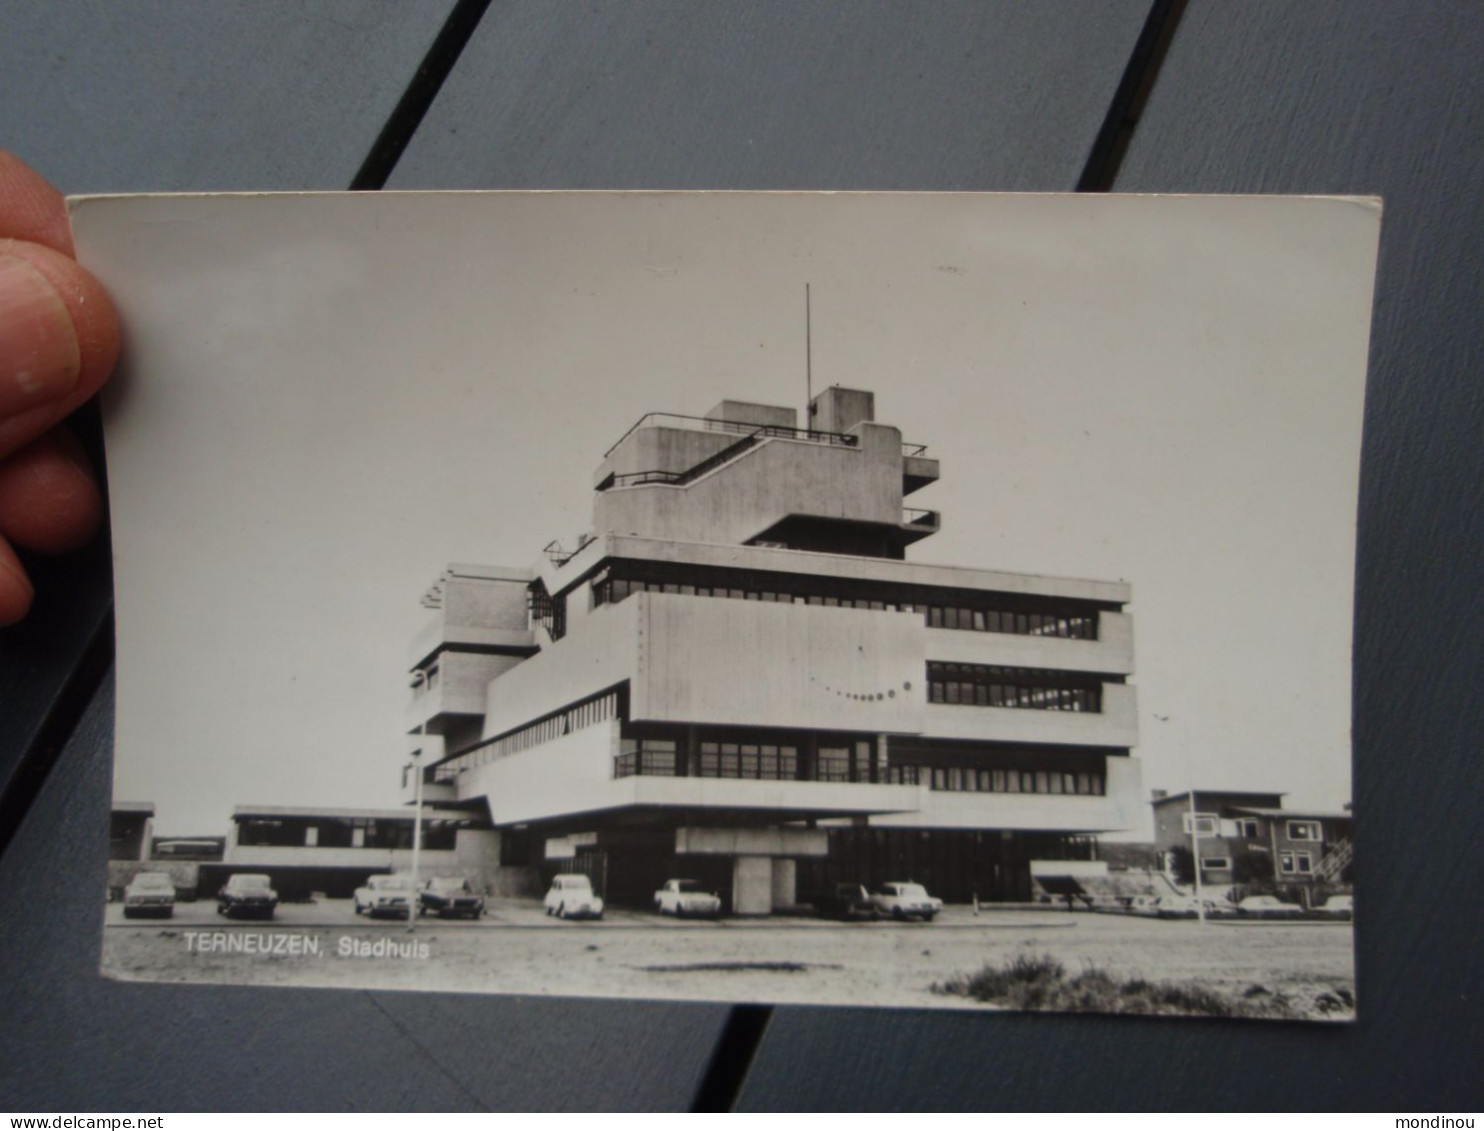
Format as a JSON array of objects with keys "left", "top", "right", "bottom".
[
  {"left": 602, "top": 411, "right": 858, "bottom": 458},
  {"left": 902, "top": 441, "right": 930, "bottom": 457},
  {"left": 902, "top": 507, "right": 939, "bottom": 527}
]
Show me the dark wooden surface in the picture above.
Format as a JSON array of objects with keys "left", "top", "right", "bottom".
[{"left": 3, "top": 0, "right": 1480, "bottom": 1111}]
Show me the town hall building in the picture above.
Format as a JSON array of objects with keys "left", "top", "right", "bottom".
[{"left": 405, "top": 387, "right": 1143, "bottom": 913}]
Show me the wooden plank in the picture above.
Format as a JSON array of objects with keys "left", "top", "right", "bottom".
[
  {"left": 737, "top": 2, "right": 1484, "bottom": 1110},
  {"left": 0, "top": 0, "right": 455, "bottom": 192},
  {"left": 390, "top": 0, "right": 1154, "bottom": 189},
  {"left": 0, "top": 0, "right": 456, "bottom": 845},
  {"left": 0, "top": 674, "right": 726, "bottom": 1111}
]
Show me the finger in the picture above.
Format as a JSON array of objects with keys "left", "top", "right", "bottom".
[
  {"left": 0, "top": 151, "right": 75, "bottom": 256},
  {"left": 0, "top": 425, "right": 102, "bottom": 556},
  {"left": 0, "top": 238, "right": 119, "bottom": 459},
  {"left": 0, "top": 533, "right": 34, "bottom": 626}
]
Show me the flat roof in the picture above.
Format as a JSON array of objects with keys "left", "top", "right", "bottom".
[
  {"left": 445, "top": 563, "right": 532, "bottom": 582},
  {"left": 553, "top": 534, "right": 1131, "bottom": 605},
  {"left": 1152, "top": 790, "right": 1286, "bottom": 808},
  {"left": 232, "top": 805, "right": 474, "bottom": 822},
  {"left": 1231, "top": 806, "right": 1354, "bottom": 822},
  {"left": 111, "top": 801, "right": 156, "bottom": 815}
]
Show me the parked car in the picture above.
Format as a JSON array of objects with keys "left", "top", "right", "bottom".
[
  {"left": 811, "top": 882, "right": 880, "bottom": 920},
  {"left": 122, "top": 872, "right": 176, "bottom": 919},
  {"left": 1316, "top": 893, "right": 1354, "bottom": 920},
  {"left": 544, "top": 873, "right": 604, "bottom": 920},
  {"left": 1152, "top": 893, "right": 1232, "bottom": 919},
  {"left": 354, "top": 873, "right": 417, "bottom": 919},
  {"left": 870, "top": 881, "right": 943, "bottom": 921},
  {"left": 1235, "top": 894, "right": 1305, "bottom": 918},
  {"left": 217, "top": 873, "right": 278, "bottom": 920},
  {"left": 419, "top": 876, "right": 485, "bottom": 919},
  {"left": 653, "top": 879, "right": 723, "bottom": 918}
]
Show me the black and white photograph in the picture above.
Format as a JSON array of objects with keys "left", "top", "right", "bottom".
[{"left": 83, "top": 190, "right": 1378, "bottom": 1021}]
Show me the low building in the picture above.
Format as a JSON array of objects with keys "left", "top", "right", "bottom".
[
  {"left": 406, "top": 387, "right": 1144, "bottom": 913},
  {"left": 215, "top": 805, "right": 502, "bottom": 899},
  {"left": 1151, "top": 789, "right": 1353, "bottom": 891},
  {"left": 109, "top": 801, "right": 154, "bottom": 862}
]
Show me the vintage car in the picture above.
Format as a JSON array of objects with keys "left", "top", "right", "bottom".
[
  {"left": 811, "top": 882, "right": 880, "bottom": 921},
  {"left": 1316, "top": 893, "right": 1354, "bottom": 920},
  {"left": 354, "top": 873, "right": 417, "bottom": 918},
  {"left": 1234, "top": 894, "right": 1306, "bottom": 918},
  {"left": 122, "top": 872, "right": 176, "bottom": 919},
  {"left": 544, "top": 873, "right": 604, "bottom": 920},
  {"left": 653, "top": 879, "right": 723, "bottom": 918},
  {"left": 870, "top": 881, "right": 943, "bottom": 921},
  {"left": 419, "top": 876, "right": 485, "bottom": 919},
  {"left": 217, "top": 873, "right": 278, "bottom": 920},
  {"left": 1151, "top": 893, "right": 1234, "bottom": 919}
]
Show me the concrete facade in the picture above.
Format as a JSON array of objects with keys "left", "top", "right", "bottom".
[{"left": 410, "top": 388, "right": 1143, "bottom": 911}]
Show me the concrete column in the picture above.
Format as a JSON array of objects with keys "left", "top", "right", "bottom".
[
  {"left": 770, "top": 858, "right": 797, "bottom": 909},
  {"left": 732, "top": 856, "right": 774, "bottom": 915}
]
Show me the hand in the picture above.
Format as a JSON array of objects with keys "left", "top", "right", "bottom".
[{"left": 0, "top": 152, "right": 120, "bottom": 626}]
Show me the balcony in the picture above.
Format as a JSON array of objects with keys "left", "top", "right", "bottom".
[
  {"left": 900, "top": 506, "right": 940, "bottom": 545},
  {"left": 902, "top": 444, "right": 939, "bottom": 496}
]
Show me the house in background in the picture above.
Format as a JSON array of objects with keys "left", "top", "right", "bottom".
[
  {"left": 1151, "top": 789, "right": 1353, "bottom": 892},
  {"left": 406, "top": 387, "right": 1144, "bottom": 913}
]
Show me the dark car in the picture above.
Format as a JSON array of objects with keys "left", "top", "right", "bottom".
[
  {"left": 812, "top": 882, "right": 880, "bottom": 921},
  {"left": 419, "top": 876, "right": 485, "bottom": 919},
  {"left": 122, "top": 872, "right": 176, "bottom": 919},
  {"left": 217, "top": 873, "right": 279, "bottom": 920}
]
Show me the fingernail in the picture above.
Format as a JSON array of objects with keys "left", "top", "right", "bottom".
[{"left": 0, "top": 254, "right": 80, "bottom": 417}]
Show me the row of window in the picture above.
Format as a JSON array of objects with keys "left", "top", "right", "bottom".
[
  {"left": 435, "top": 690, "right": 620, "bottom": 780},
  {"left": 611, "top": 738, "right": 1105, "bottom": 798},
  {"left": 592, "top": 572, "right": 1099, "bottom": 640},
  {"left": 926, "top": 662, "right": 1104, "bottom": 712},
  {"left": 236, "top": 818, "right": 463, "bottom": 851},
  {"left": 1186, "top": 814, "right": 1326, "bottom": 843},
  {"left": 924, "top": 766, "right": 1106, "bottom": 796},
  {"left": 1200, "top": 852, "right": 1315, "bottom": 875}
]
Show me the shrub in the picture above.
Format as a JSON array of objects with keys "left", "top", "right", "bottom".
[{"left": 934, "top": 954, "right": 1304, "bottom": 1019}]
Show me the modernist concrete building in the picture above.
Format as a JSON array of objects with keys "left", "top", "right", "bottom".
[
  {"left": 406, "top": 388, "right": 1142, "bottom": 913},
  {"left": 1151, "top": 789, "right": 1354, "bottom": 892}
]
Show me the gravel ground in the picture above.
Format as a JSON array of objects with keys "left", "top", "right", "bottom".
[{"left": 100, "top": 899, "right": 1355, "bottom": 1019}]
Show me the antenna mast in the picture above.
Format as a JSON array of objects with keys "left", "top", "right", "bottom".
[{"left": 805, "top": 283, "right": 812, "bottom": 426}]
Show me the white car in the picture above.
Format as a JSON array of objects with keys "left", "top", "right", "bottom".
[
  {"left": 544, "top": 874, "right": 604, "bottom": 920},
  {"left": 354, "top": 873, "right": 417, "bottom": 918},
  {"left": 1235, "top": 894, "right": 1305, "bottom": 917},
  {"left": 653, "top": 879, "right": 723, "bottom": 918},
  {"left": 122, "top": 872, "right": 176, "bottom": 919},
  {"left": 1317, "top": 894, "right": 1354, "bottom": 920},
  {"left": 1153, "top": 893, "right": 1232, "bottom": 918},
  {"left": 870, "top": 881, "right": 943, "bottom": 921}
]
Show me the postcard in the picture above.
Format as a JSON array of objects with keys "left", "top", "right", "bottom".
[{"left": 78, "top": 191, "right": 1378, "bottom": 1019}]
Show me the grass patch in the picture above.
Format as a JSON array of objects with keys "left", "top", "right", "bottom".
[
  {"left": 933, "top": 954, "right": 1306, "bottom": 1019},
  {"left": 639, "top": 961, "right": 841, "bottom": 974}
]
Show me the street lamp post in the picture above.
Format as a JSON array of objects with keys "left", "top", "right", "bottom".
[{"left": 408, "top": 669, "right": 428, "bottom": 934}]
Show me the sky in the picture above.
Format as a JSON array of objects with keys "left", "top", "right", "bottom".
[{"left": 76, "top": 191, "right": 1380, "bottom": 838}]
